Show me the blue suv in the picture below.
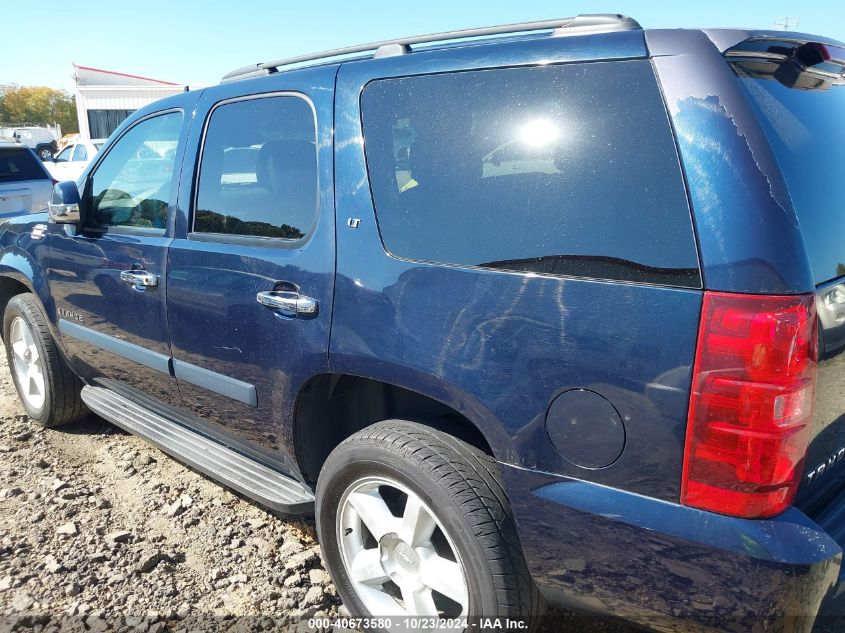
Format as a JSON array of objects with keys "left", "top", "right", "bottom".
[{"left": 1, "top": 14, "right": 845, "bottom": 632}]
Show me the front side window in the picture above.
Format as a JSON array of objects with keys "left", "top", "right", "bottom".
[
  {"left": 54, "top": 146, "right": 72, "bottom": 163},
  {"left": 194, "top": 95, "right": 318, "bottom": 240},
  {"left": 361, "top": 61, "right": 700, "bottom": 287},
  {"left": 88, "top": 111, "right": 182, "bottom": 230}
]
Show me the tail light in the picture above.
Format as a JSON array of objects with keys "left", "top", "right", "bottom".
[{"left": 681, "top": 291, "right": 818, "bottom": 518}]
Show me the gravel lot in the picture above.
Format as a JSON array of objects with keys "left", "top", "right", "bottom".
[{"left": 0, "top": 354, "right": 633, "bottom": 633}]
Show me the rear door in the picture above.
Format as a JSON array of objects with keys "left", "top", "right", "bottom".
[
  {"left": 66, "top": 143, "right": 93, "bottom": 181},
  {"left": 48, "top": 99, "right": 196, "bottom": 406},
  {"left": 0, "top": 147, "right": 51, "bottom": 217},
  {"left": 333, "top": 49, "right": 704, "bottom": 501},
  {"left": 166, "top": 67, "right": 336, "bottom": 462}
]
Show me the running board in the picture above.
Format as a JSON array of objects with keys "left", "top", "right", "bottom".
[{"left": 80, "top": 385, "right": 314, "bottom": 514}]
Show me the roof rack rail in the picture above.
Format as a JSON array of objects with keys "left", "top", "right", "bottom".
[{"left": 221, "top": 14, "right": 641, "bottom": 82}]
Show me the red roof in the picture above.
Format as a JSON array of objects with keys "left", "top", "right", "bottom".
[{"left": 73, "top": 64, "right": 179, "bottom": 86}]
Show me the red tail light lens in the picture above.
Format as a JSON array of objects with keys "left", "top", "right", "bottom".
[{"left": 681, "top": 292, "right": 818, "bottom": 518}]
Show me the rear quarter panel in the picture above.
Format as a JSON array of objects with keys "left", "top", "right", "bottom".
[{"left": 331, "top": 32, "right": 703, "bottom": 502}]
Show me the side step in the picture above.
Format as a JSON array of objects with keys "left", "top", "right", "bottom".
[{"left": 80, "top": 385, "right": 314, "bottom": 514}]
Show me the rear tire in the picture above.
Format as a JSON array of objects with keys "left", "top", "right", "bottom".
[
  {"left": 316, "top": 420, "right": 543, "bottom": 629},
  {"left": 3, "top": 294, "right": 87, "bottom": 426},
  {"left": 36, "top": 145, "right": 53, "bottom": 161}
]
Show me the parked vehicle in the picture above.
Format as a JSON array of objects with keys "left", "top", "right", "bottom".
[
  {"left": 0, "top": 142, "right": 53, "bottom": 219},
  {"left": 0, "top": 127, "right": 58, "bottom": 161},
  {"left": 2, "top": 14, "right": 845, "bottom": 632},
  {"left": 45, "top": 139, "right": 106, "bottom": 183}
]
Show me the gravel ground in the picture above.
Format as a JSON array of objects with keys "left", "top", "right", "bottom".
[{"left": 0, "top": 354, "right": 634, "bottom": 633}]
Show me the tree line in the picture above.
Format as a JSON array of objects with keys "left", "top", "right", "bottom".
[{"left": 0, "top": 85, "right": 79, "bottom": 134}]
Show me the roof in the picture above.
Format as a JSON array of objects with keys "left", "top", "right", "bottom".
[
  {"left": 73, "top": 64, "right": 179, "bottom": 87},
  {"left": 221, "top": 14, "right": 641, "bottom": 82}
]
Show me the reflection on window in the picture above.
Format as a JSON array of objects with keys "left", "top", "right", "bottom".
[
  {"left": 73, "top": 145, "right": 88, "bottom": 162},
  {"left": 0, "top": 149, "right": 43, "bottom": 182},
  {"left": 736, "top": 60, "right": 845, "bottom": 285},
  {"left": 88, "top": 112, "right": 182, "bottom": 230},
  {"left": 361, "top": 61, "right": 700, "bottom": 287},
  {"left": 194, "top": 96, "right": 318, "bottom": 240}
]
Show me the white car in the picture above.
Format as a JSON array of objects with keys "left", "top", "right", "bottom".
[
  {"left": 0, "top": 127, "right": 58, "bottom": 161},
  {"left": 46, "top": 139, "right": 106, "bottom": 183},
  {"left": 0, "top": 142, "right": 52, "bottom": 219}
]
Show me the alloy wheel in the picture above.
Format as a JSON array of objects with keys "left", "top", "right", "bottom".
[
  {"left": 337, "top": 475, "right": 469, "bottom": 619},
  {"left": 9, "top": 316, "right": 46, "bottom": 411}
]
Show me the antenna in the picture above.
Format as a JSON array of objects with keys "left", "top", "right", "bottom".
[{"left": 772, "top": 16, "right": 800, "bottom": 31}]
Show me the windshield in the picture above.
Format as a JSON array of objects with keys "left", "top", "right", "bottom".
[{"left": 733, "top": 43, "right": 845, "bottom": 285}]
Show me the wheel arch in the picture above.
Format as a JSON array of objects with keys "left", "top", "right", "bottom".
[
  {"left": 0, "top": 266, "right": 56, "bottom": 343},
  {"left": 293, "top": 371, "right": 504, "bottom": 485}
]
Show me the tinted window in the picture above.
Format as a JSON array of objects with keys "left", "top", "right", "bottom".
[
  {"left": 55, "top": 146, "right": 72, "bottom": 163},
  {"left": 88, "top": 111, "right": 182, "bottom": 230},
  {"left": 361, "top": 61, "right": 700, "bottom": 286},
  {"left": 194, "top": 95, "right": 317, "bottom": 240},
  {"left": 0, "top": 148, "right": 46, "bottom": 182},
  {"left": 734, "top": 57, "right": 845, "bottom": 285}
]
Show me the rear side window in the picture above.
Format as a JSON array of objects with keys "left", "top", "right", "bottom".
[
  {"left": 361, "top": 60, "right": 700, "bottom": 287},
  {"left": 73, "top": 144, "right": 88, "bottom": 161},
  {"left": 0, "top": 148, "right": 46, "bottom": 182},
  {"left": 194, "top": 95, "right": 318, "bottom": 241}
]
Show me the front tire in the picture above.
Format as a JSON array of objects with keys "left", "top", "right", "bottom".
[
  {"left": 3, "top": 294, "right": 87, "bottom": 426},
  {"left": 37, "top": 146, "right": 53, "bottom": 161},
  {"left": 316, "top": 420, "right": 542, "bottom": 629}
]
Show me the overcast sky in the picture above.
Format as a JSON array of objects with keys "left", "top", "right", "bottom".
[{"left": 2, "top": 0, "right": 843, "bottom": 91}]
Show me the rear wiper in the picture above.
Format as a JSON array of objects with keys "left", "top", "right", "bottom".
[{"left": 726, "top": 38, "right": 845, "bottom": 89}]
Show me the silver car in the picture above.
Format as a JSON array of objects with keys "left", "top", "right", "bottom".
[{"left": 0, "top": 142, "right": 53, "bottom": 219}]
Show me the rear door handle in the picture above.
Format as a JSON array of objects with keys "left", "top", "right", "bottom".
[
  {"left": 120, "top": 269, "right": 158, "bottom": 289},
  {"left": 257, "top": 290, "right": 318, "bottom": 317}
]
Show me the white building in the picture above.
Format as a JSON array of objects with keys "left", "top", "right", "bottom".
[{"left": 73, "top": 64, "right": 187, "bottom": 140}]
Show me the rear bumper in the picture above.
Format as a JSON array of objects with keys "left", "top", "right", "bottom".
[
  {"left": 812, "top": 487, "right": 845, "bottom": 628},
  {"left": 500, "top": 464, "right": 843, "bottom": 633}
]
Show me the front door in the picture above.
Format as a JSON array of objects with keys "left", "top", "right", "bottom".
[
  {"left": 166, "top": 69, "right": 335, "bottom": 466},
  {"left": 49, "top": 145, "right": 74, "bottom": 182},
  {"left": 48, "top": 107, "right": 190, "bottom": 405}
]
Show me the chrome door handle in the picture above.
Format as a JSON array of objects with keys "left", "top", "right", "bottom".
[
  {"left": 120, "top": 269, "right": 158, "bottom": 288},
  {"left": 256, "top": 290, "right": 318, "bottom": 317}
]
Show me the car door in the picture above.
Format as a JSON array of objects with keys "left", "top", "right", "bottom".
[
  {"left": 49, "top": 145, "right": 73, "bottom": 181},
  {"left": 48, "top": 102, "right": 195, "bottom": 406},
  {"left": 166, "top": 67, "right": 335, "bottom": 462},
  {"left": 69, "top": 143, "right": 90, "bottom": 181}
]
